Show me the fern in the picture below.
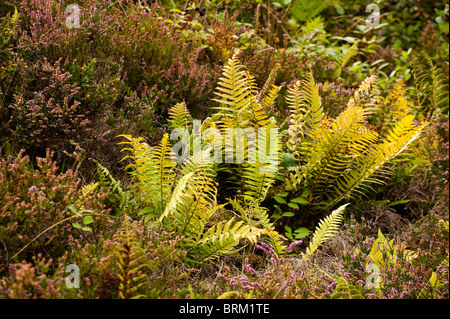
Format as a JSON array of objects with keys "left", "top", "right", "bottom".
[
  {"left": 303, "top": 203, "right": 348, "bottom": 258},
  {"left": 410, "top": 53, "right": 449, "bottom": 117},
  {"left": 120, "top": 134, "right": 176, "bottom": 219},
  {"left": 257, "top": 63, "right": 281, "bottom": 111},
  {"left": 168, "top": 101, "right": 192, "bottom": 129},
  {"left": 213, "top": 53, "right": 256, "bottom": 127},
  {"left": 212, "top": 54, "right": 281, "bottom": 202},
  {"left": 113, "top": 215, "right": 149, "bottom": 299},
  {"left": 192, "top": 217, "right": 267, "bottom": 263},
  {"left": 331, "top": 277, "right": 364, "bottom": 299},
  {"left": 120, "top": 56, "right": 287, "bottom": 261},
  {"left": 285, "top": 73, "right": 428, "bottom": 209},
  {"left": 228, "top": 197, "right": 287, "bottom": 256},
  {"left": 89, "top": 158, "right": 128, "bottom": 212},
  {"left": 334, "top": 42, "right": 359, "bottom": 79},
  {"left": 120, "top": 133, "right": 272, "bottom": 263},
  {"left": 210, "top": 55, "right": 286, "bottom": 255},
  {"left": 328, "top": 117, "right": 428, "bottom": 207}
]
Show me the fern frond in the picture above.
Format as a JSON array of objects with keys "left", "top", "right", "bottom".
[
  {"left": 119, "top": 134, "right": 176, "bottom": 218},
  {"left": 331, "top": 277, "right": 364, "bottom": 299},
  {"left": 299, "top": 71, "right": 325, "bottom": 132},
  {"left": 304, "top": 203, "right": 348, "bottom": 258},
  {"left": 240, "top": 127, "right": 280, "bottom": 201},
  {"left": 180, "top": 146, "right": 217, "bottom": 179},
  {"left": 384, "top": 81, "right": 413, "bottom": 121},
  {"left": 258, "top": 63, "right": 281, "bottom": 109},
  {"left": 351, "top": 74, "right": 379, "bottom": 112},
  {"left": 228, "top": 197, "right": 286, "bottom": 256},
  {"left": 286, "top": 72, "right": 326, "bottom": 159},
  {"left": 334, "top": 42, "right": 358, "bottom": 79},
  {"left": 113, "top": 215, "right": 148, "bottom": 299},
  {"left": 89, "top": 158, "right": 128, "bottom": 211},
  {"left": 426, "top": 54, "right": 449, "bottom": 116},
  {"left": 159, "top": 171, "right": 218, "bottom": 240},
  {"left": 410, "top": 53, "right": 449, "bottom": 117},
  {"left": 213, "top": 53, "right": 255, "bottom": 126},
  {"left": 193, "top": 217, "right": 267, "bottom": 262},
  {"left": 289, "top": 106, "right": 365, "bottom": 192},
  {"left": 329, "top": 118, "right": 428, "bottom": 206},
  {"left": 168, "top": 101, "right": 192, "bottom": 129}
]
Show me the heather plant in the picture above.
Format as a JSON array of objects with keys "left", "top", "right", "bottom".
[
  {"left": 0, "top": 148, "right": 111, "bottom": 270},
  {"left": 64, "top": 57, "right": 126, "bottom": 116},
  {"left": 339, "top": 213, "right": 449, "bottom": 299},
  {"left": 105, "top": 4, "right": 221, "bottom": 117},
  {"left": 50, "top": 216, "right": 190, "bottom": 299},
  {"left": 8, "top": 58, "right": 89, "bottom": 150},
  {"left": 0, "top": 259, "right": 65, "bottom": 299},
  {"left": 215, "top": 241, "right": 336, "bottom": 299}
]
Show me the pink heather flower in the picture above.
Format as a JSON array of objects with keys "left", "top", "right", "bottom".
[{"left": 287, "top": 240, "right": 302, "bottom": 252}]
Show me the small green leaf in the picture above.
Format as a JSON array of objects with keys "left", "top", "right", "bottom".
[
  {"left": 68, "top": 205, "right": 78, "bottom": 214},
  {"left": 285, "top": 232, "right": 294, "bottom": 241},
  {"left": 276, "top": 192, "right": 288, "bottom": 197},
  {"left": 139, "top": 207, "right": 153, "bottom": 216},
  {"left": 291, "top": 197, "right": 309, "bottom": 204},
  {"left": 281, "top": 153, "right": 296, "bottom": 169},
  {"left": 282, "top": 212, "right": 295, "bottom": 217},
  {"left": 72, "top": 222, "right": 82, "bottom": 229},
  {"left": 82, "top": 226, "right": 93, "bottom": 232},
  {"left": 285, "top": 226, "right": 294, "bottom": 241},
  {"left": 272, "top": 213, "right": 282, "bottom": 220},
  {"left": 274, "top": 204, "right": 283, "bottom": 214},
  {"left": 83, "top": 216, "right": 94, "bottom": 225},
  {"left": 274, "top": 196, "right": 287, "bottom": 204},
  {"left": 301, "top": 189, "right": 311, "bottom": 198},
  {"left": 430, "top": 272, "right": 437, "bottom": 288},
  {"left": 287, "top": 202, "right": 299, "bottom": 209},
  {"left": 144, "top": 214, "right": 154, "bottom": 224},
  {"left": 388, "top": 199, "right": 412, "bottom": 207},
  {"left": 335, "top": 4, "right": 344, "bottom": 15},
  {"left": 294, "top": 227, "right": 312, "bottom": 238}
]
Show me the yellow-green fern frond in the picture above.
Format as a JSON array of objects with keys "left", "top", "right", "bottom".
[
  {"left": 298, "top": 71, "right": 325, "bottom": 133},
  {"left": 258, "top": 63, "right": 281, "bottom": 110},
  {"left": 159, "top": 171, "right": 218, "bottom": 240},
  {"left": 328, "top": 118, "right": 428, "bottom": 206},
  {"left": 289, "top": 106, "right": 366, "bottom": 192},
  {"left": 213, "top": 53, "right": 255, "bottom": 126},
  {"left": 193, "top": 217, "right": 267, "bottom": 263},
  {"left": 304, "top": 203, "right": 348, "bottom": 258},
  {"left": 410, "top": 53, "right": 449, "bottom": 117},
  {"left": 228, "top": 197, "right": 286, "bottom": 256},
  {"left": 334, "top": 42, "right": 358, "bottom": 79},
  {"left": 113, "top": 215, "right": 149, "bottom": 299},
  {"left": 331, "top": 277, "right": 364, "bottom": 299},
  {"left": 351, "top": 74, "right": 379, "bottom": 111},
  {"left": 168, "top": 101, "right": 192, "bottom": 129},
  {"left": 120, "top": 134, "right": 176, "bottom": 218}
]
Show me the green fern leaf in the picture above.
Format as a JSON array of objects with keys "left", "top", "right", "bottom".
[
  {"left": 304, "top": 203, "right": 348, "bottom": 258},
  {"left": 168, "top": 101, "right": 192, "bottom": 129},
  {"left": 331, "top": 277, "right": 364, "bottom": 299}
]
